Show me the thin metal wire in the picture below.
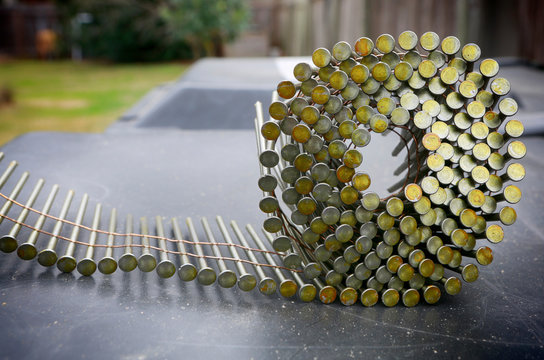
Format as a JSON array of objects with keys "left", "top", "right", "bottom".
[
  {"left": 0, "top": 211, "right": 301, "bottom": 273},
  {"left": 383, "top": 124, "right": 423, "bottom": 201},
  {"left": 0, "top": 191, "right": 279, "bottom": 256}
]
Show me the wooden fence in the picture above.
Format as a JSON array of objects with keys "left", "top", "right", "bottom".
[{"left": 242, "top": 0, "right": 543, "bottom": 64}]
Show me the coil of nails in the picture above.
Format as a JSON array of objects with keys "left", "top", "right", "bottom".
[
  {"left": 0, "top": 30, "right": 526, "bottom": 308},
  {"left": 256, "top": 31, "right": 526, "bottom": 307}
]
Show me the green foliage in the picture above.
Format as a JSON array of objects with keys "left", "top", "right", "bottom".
[
  {"left": 55, "top": 0, "right": 192, "bottom": 62},
  {"left": 55, "top": 0, "right": 249, "bottom": 62},
  {"left": 160, "top": 0, "right": 250, "bottom": 57}
]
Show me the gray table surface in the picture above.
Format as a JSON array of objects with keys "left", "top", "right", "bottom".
[{"left": 0, "top": 58, "right": 543, "bottom": 359}]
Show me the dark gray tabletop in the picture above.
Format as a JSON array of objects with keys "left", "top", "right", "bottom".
[
  {"left": 110, "top": 57, "right": 291, "bottom": 131},
  {"left": 0, "top": 58, "right": 543, "bottom": 360},
  {"left": 111, "top": 57, "right": 544, "bottom": 134}
]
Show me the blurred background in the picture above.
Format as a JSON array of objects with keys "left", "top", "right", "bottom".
[{"left": 0, "top": 0, "right": 542, "bottom": 145}]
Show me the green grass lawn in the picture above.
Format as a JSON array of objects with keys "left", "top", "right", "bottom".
[{"left": 0, "top": 61, "right": 189, "bottom": 145}]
